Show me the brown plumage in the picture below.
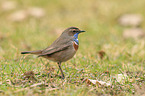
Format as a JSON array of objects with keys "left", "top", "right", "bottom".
[{"left": 21, "top": 27, "right": 85, "bottom": 79}]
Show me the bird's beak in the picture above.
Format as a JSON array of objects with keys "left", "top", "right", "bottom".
[{"left": 79, "top": 30, "right": 85, "bottom": 33}]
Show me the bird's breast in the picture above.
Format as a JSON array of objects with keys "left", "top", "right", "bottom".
[{"left": 73, "top": 41, "right": 79, "bottom": 51}]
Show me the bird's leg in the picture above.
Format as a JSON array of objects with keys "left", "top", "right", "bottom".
[{"left": 57, "top": 62, "right": 65, "bottom": 79}]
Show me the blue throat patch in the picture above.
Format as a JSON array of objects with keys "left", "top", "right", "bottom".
[{"left": 74, "top": 33, "right": 79, "bottom": 45}]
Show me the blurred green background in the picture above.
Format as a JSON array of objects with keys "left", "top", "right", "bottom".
[{"left": 0, "top": 0, "right": 145, "bottom": 58}]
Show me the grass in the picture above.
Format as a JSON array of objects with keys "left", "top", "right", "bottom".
[{"left": 0, "top": 0, "right": 145, "bottom": 95}]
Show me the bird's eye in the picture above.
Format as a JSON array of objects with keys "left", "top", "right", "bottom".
[{"left": 72, "top": 29, "right": 76, "bottom": 32}]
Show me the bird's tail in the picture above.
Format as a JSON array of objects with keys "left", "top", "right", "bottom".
[{"left": 21, "top": 50, "right": 42, "bottom": 55}]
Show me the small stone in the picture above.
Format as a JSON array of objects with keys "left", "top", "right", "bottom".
[
  {"left": 123, "top": 28, "right": 145, "bottom": 39},
  {"left": 1, "top": 1, "right": 17, "bottom": 11},
  {"left": 27, "top": 7, "right": 45, "bottom": 18},
  {"left": 118, "top": 14, "right": 143, "bottom": 27},
  {"left": 8, "top": 10, "right": 28, "bottom": 22}
]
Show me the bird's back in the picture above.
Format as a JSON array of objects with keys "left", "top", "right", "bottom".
[{"left": 39, "top": 33, "right": 76, "bottom": 62}]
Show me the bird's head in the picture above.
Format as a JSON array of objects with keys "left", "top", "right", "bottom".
[{"left": 63, "top": 27, "right": 85, "bottom": 36}]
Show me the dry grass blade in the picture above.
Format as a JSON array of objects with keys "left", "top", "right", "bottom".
[
  {"left": 85, "top": 79, "right": 111, "bottom": 87},
  {"left": 30, "top": 82, "right": 48, "bottom": 87},
  {"left": 22, "top": 71, "right": 37, "bottom": 81}
]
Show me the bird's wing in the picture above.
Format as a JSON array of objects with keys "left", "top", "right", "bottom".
[
  {"left": 38, "top": 44, "right": 71, "bottom": 56},
  {"left": 39, "top": 35, "right": 74, "bottom": 56}
]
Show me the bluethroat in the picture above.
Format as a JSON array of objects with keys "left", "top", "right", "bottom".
[{"left": 21, "top": 27, "right": 85, "bottom": 79}]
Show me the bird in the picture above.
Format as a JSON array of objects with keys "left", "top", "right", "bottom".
[{"left": 21, "top": 27, "right": 85, "bottom": 79}]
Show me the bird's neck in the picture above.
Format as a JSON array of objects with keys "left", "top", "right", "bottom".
[{"left": 74, "top": 33, "right": 79, "bottom": 45}]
